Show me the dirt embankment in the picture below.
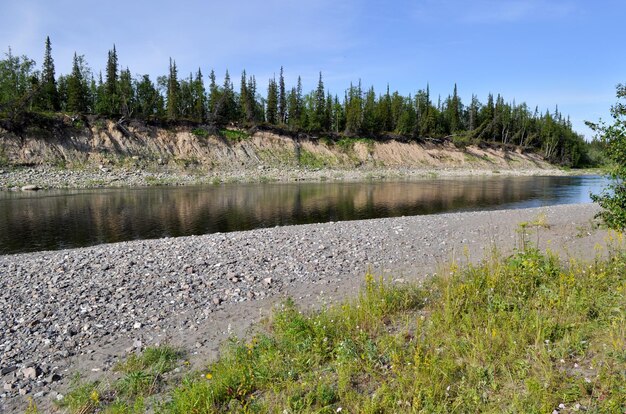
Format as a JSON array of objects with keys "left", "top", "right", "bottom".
[{"left": 0, "top": 119, "right": 553, "bottom": 172}]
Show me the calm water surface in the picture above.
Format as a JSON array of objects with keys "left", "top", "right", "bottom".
[{"left": 0, "top": 175, "right": 607, "bottom": 255}]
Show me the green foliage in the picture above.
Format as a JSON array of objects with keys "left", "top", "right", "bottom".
[
  {"left": 163, "top": 248, "right": 626, "bottom": 413},
  {"left": 56, "top": 374, "right": 102, "bottom": 413},
  {"left": 589, "top": 83, "right": 626, "bottom": 230},
  {"left": 219, "top": 128, "right": 249, "bottom": 142},
  {"left": 298, "top": 148, "right": 333, "bottom": 168},
  {"left": 192, "top": 128, "right": 209, "bottom": 138},
  {"left": 57, "top": 346, "right": 182, "bottom": 414}
]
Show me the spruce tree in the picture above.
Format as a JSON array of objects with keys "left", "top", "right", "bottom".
[
  {"left": 278, "top": 66, "right": 286, "bottom": 124},
  {"left": 219, "top": 69, "right": 236, "bottom": 124},
  {"left": 266, "top": 77, "right": 278, "bottom": 125},
  {"left": 40, "top": 36, "right": 59, "bottom": 111},
  {"left": 166, "top": 58, "right": 180, "bottom": 120},
  {"left": 193, "top": 68, "right": 206, "bottom": 122},
  {"left": 310, "top": 72, "right": 325, "bottom": 132},
  {"left": 119, "top": 67, "right": 134, "bottom": 117},
  {"left": 104, "top": 45, "right": 119, "bottom": 115},
  {"left": 67, "top": 53, "right": 87, "bottom": 113},
  {"left": 135, "top": 74, "right": 159, "bottom": 118}
]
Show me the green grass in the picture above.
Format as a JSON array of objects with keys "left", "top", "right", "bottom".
[
  {"left": 298, "top": 149, "right": 334, "bottom": 169},
  {"left": 192, "top": 128, "right": 210, "bottom": 138},
  {"left": 164, "top": 245, "right": 625, "bottom": 413},
  {"left": 220, "top": 129, "right": 250, "bottom": 142},
  {"left": 53, "top": 241, "right": 626, "bottom": 413},
  {"left": 336, "top": 137, "right": 375, "bottom": 154},
  {"left": 57, "top": 346, "right": 182, "bottom": 413}
]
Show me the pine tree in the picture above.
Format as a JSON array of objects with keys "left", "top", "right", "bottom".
[
  {"left": 166, "top": 58, "right": 180, "bottom": 120},
  {"left": 219, "top": 69, "right": 236, "bottom": 124},
  {"left": 67, "top": 53, "right": 88, "bottom": 113},
  {"left": 135, "top": 74, "right": 160, "bottom": 118},
  {"left": 447, "top": 83, "right": 461, "bottom": 132},
  {"left": 247, "top": 74, "right": 258, "bottom": 123},
  {"left": 207, "top": 69, "right": 220, "bottom": 118},
  {"left": 118, "top": 67, "right": 134, "bottom": 117},
  {"left": 345, "top": 82, "right": 363, "bottom": 135},
  {"left": 239, "top": 70, "right": 248, "bottom": 123},
  {"left": 104, "top": 45, "right": 119, "bottom": 115},
  {"left": 39, "top": 36, "right": 59, "bottom": 111},
  {"left": 193, "top": 68, "right": 206, "bottom": 122},
  {"left": 278, "top": 66, "right": 286, "bottom": 124},
  {"left": 312, "top": 72, "right": 325, "bottom": 132},
  {"left": 324, "top": 91, "right": 333, "bottom": 131},
  {"left": 266, "top": 77, "right": 278, "bottom": 125},
  {"left": 361, "top": 86, "right": 379, "bottom": 136}
]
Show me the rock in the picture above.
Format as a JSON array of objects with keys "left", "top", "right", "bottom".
[
  {"left": 46, "top": 373, "right": 62, "bottom": 383},
  {"left": 21, "top": 185, "right": 40, "bottom": 191},
  {"left": 2, "top": 382, "right": 13, "bottom": 392},
  {"left": 20, "top": 367, "right": 38, "bottom": 380},
  {"left": 263, "top": 277, "right": 272, "bottom": 286},
  {"left": 18, "top": 387, "right": 28, "bottom": 396},
  {"left": 0, "top": 366, "right": 17, "bottom": 376},
  {"left": 133, "top": 322, "right": 142, "bottom": 329}
]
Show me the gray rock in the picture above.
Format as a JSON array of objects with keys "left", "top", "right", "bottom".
[
  {"left": 20, "top": 367, "right": 38, "bottom": 380},
  {"left": 20, "top": 185, "right": 40, "bottom": 191}
]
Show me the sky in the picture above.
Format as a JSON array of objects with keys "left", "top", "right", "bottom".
[{"left": 1, "top": 0, "right": 625, "bottom": 138}]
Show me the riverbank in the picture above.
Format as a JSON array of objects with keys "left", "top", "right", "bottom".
[
  {"left": 0, "top": 164, "right": 579, "bottom": 191},
  {"left": 0, "top": 203, "right": 609, "bottom": 412}
]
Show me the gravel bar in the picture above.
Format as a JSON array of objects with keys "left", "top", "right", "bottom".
[{"left": 0, "top": 203, "right": 606, "bottom": 412}]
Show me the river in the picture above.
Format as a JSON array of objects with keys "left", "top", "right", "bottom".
[{"left": 0, "top": 175, "right": 607, "bottom": 255}]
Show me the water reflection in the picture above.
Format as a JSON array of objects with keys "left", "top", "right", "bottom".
[{"left": 0, "top": 175, "right": 607, "bottom": 254}]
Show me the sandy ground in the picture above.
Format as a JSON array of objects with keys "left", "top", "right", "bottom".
[{"left": 0, "top": 203, "right": 611, "bottom": 413}]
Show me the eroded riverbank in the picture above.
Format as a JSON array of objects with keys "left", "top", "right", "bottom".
[{"left": 0, "top": 203, "right": 609, "bottom": 412}]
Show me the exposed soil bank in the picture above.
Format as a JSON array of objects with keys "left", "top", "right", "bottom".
[
  {"left": 0, "top": 203, "right": 608, "bottom": 412},
  {"left": 0, "top": 119, "right": 570, "bottom": 190}
]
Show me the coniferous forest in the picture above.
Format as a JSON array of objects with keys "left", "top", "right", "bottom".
[{"left": 0, "top": 38, "right": 591, "bottom": 167}]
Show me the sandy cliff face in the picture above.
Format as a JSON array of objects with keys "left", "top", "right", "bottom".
[{"left": 0, "top": 119, "right": 552, "bottom": 171}]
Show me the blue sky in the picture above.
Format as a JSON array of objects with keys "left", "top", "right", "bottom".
[{"left": 1, "top": 0, "right": 624, "bottom": 138}]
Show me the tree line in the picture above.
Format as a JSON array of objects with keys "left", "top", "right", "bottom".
[{"left": 0, "top": 37, "right": 589, "bottom": 166}]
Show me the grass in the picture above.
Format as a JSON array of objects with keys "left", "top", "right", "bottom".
[
  {"left": 298, "top": 149, "right": 334, "bottom": 169},
  {"left": 220, "top": 129, "right": 250, "bottom": 143},
  {"left": 335, "top": 137, "right": 375, "bottom": 154},
  {"left": 192, "top": 128, "right": 210, "bottom": 138},
  {"left": 51, "top": 238, "right": 626, "bottom": 413},
  {"left": 163, "top": 244, "right": 625, "bottom": 413},
  {"left": 56, "top": 346, "right": 182, "bottom": 414}
]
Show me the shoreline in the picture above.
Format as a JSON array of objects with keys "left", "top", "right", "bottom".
[
  {"left": 0, "top": 202, "right": 608, "bottom": 412},
  {"left": 0, "top": 164, "right": 598, "bottom": 192}
]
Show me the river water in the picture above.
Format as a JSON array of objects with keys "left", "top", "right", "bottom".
[{"left": 0, "top": 175, "right": 607, "bottom": 255}]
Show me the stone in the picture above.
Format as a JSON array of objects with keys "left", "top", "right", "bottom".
[
  {"left": 21, "top": 367, "right": 38, "bottom": 380},
  {"left": 0, "top": 366, "right": 17, "bottom": 376},
  {"left": 46, "top": 373, "right": 62, "bottom": 383},
  {"left": 21, "top": 185, "right": 40, "bottom": 191}
]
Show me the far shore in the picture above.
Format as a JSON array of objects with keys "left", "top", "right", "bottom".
[{"left": 0, "top": 164, "right": 600, "bottom": 191}]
